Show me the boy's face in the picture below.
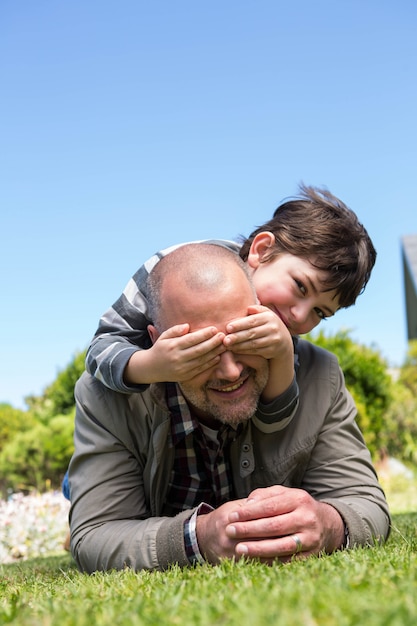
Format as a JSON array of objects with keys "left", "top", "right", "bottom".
[{"left": 250, "top": 252, "right": 340, "bottom": 336}]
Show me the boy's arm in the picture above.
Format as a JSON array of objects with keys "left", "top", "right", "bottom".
[
  {"left": 224, "top": 305, "right": 298, "bottom": 432},
  {"left": 258, "top": 329, "right": 294, "bottom": 403},
  {"left": 253, "top": 346, "right": 299, "bottom": 434}
]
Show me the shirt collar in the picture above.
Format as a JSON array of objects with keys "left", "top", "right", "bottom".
[
  {"left": 166, "top": 382, "right": 197, "bottom": 443},
  {"left": 165, "top": 382, "right": 241, "bottom": 445}
]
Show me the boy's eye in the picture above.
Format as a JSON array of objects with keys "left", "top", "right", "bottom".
[
  {"left": 295, "top": 279, "right": 329, "bottom": 321},
  {"left": 315, "top": 308, "right": 327, "bottom": 321},
  {"left": 295, "top": 279, "right": 306, "bottom": 295}
]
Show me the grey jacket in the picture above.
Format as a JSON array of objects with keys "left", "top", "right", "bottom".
[{"left": 69, "top": 338, "right": 390, "bottom": 573}]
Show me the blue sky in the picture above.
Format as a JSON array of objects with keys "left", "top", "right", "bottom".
[{"left": 1, "top": 0, "right": 416, "bottom": 409}]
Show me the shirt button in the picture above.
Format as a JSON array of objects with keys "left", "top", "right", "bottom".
[
  {"left": 242, "top": 443, "right": 251, "bottom": 453},
  {"left": 241, "top": 459, "right": 251, "bottom": 469}
]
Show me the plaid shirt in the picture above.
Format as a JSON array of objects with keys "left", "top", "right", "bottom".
[{"left": 164, "top": 382, "right": 240, "bottom": 563}]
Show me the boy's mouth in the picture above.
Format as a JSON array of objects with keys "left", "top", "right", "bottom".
[
  {"left": 270, "top": 306, "right": 289, "bottom": 328},
  {"left": 270, "top": 307, "right": 297, "bottom": 336}
]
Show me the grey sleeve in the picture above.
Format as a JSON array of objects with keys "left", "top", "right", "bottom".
[{"left": 68, "top": 374, "right": 193, "bottom": 572}]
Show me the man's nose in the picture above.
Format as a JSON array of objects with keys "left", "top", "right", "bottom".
[{"left": 214, "top": 350, "right": 243, "bottom": 380}]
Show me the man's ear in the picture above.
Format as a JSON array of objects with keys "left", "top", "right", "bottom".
[
  {"left": 147, "top": 324, "right": 160, "bottom": 345},
  {"left": 247, "top": 231, "right": 276, "bottom": 269}
]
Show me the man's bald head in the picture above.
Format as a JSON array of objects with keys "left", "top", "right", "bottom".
[{"left": 147, "top": 243, "right": 256, "bottom": 332}]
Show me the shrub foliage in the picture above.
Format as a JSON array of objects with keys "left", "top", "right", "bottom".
[{"left": 0, "top": 351, "right": 86, "bottom": 496}]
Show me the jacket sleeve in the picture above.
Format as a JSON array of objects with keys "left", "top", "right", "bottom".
[
  {"left": 253, "top": 336, "right": 300, "bottom": 433},
  {"left": 84, "top": 240, "right": 242, "bottom": 393},
  {"left": 68, "top": 373, "right": 193, "bottom": 572},
  {"left": 297, "top": 344, "right": 390, "bottom": 547}
]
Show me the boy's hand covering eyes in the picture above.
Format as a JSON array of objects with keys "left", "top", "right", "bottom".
[
  {"left": 223, "top": 305, "right": 293, "bottom": 361},
  {"left": 127, "top": 324, "right": 227, "bottom": 385}
]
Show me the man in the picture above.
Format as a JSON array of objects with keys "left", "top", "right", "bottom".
[{"left": 68, "top": 244, "right": 390, "bottom": 572}]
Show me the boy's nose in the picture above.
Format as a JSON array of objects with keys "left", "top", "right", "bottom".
[{"left": 290, "top": 303, "right": 310, "bottom": 325}]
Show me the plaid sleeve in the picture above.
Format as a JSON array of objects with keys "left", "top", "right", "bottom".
[{"left": 183, "top": 503, "right": 213, "bottom": 564}]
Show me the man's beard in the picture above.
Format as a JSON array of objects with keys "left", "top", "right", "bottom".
[{"left": 180, "top": 364, "right": 269, "bottom": 428}]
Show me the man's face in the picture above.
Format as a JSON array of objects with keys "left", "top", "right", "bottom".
[
  {"left": 161, "top": 267, "right": 269, "bottom": 428},
  {"left": 179, "top": 352, "right": 269, "bottom": 428}
]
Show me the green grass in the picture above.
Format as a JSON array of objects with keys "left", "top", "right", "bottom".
[{"left": 1, "top": 511, "right": 416, "bottom": 626}]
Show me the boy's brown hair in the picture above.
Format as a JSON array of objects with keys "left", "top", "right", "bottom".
[{"left": 239, "top": 184, "right": 376, "bottom": 309}]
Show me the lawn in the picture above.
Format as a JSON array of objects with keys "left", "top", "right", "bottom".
[{"left": 1, "top": 478, "right": 416, "bottom": 626}]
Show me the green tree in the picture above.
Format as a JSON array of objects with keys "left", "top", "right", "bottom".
[
  {"left": 0, "top": 410, "right": 75, "bottom": 493},
  {"left": 0, "top": 351, "right": 85, "bottom": 495},
  {"left": 25, "top": 350, "right": 86, "bottom": 422},
  {"left": 0, "top": 403, "right": 37, "bottom": 454}
]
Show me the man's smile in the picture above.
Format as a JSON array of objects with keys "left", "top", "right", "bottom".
[
  {"left": 208, "top": 376, "right": 249, "bottom": 395},
  {"left": 214, "top": 380, "right": 245, "bottom": 393}
]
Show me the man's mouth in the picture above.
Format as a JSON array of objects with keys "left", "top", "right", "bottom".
[
  {"left": 217, "top": 380, "right": 244, "bottom": 393},
  {"left": 210, "top": 378, "right": 247, "bottom": 394}
]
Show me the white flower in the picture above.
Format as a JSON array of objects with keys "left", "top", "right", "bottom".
[{"left": 0, "top": 491, "right": 70, "bottom": 564}]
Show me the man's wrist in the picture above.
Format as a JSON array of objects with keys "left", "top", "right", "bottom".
[{"left": 183, "top": 503, "right": 213, "bottom": 564}]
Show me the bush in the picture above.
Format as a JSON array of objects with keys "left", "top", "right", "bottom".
[
  {"left": 0, "top": 404, "right": 37, "bottom": 455},
  {"left": 381, "top": 340, "right": 417, "bottom": 464},
  {"left": 0, "top": 351, "right": 85, "bottom": 495},
  {"left": 25, "top": 350, "right": 86, "bottom": 422},
  {"left": 0, "top": 410, "right": 74, "bottom": 495}
]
